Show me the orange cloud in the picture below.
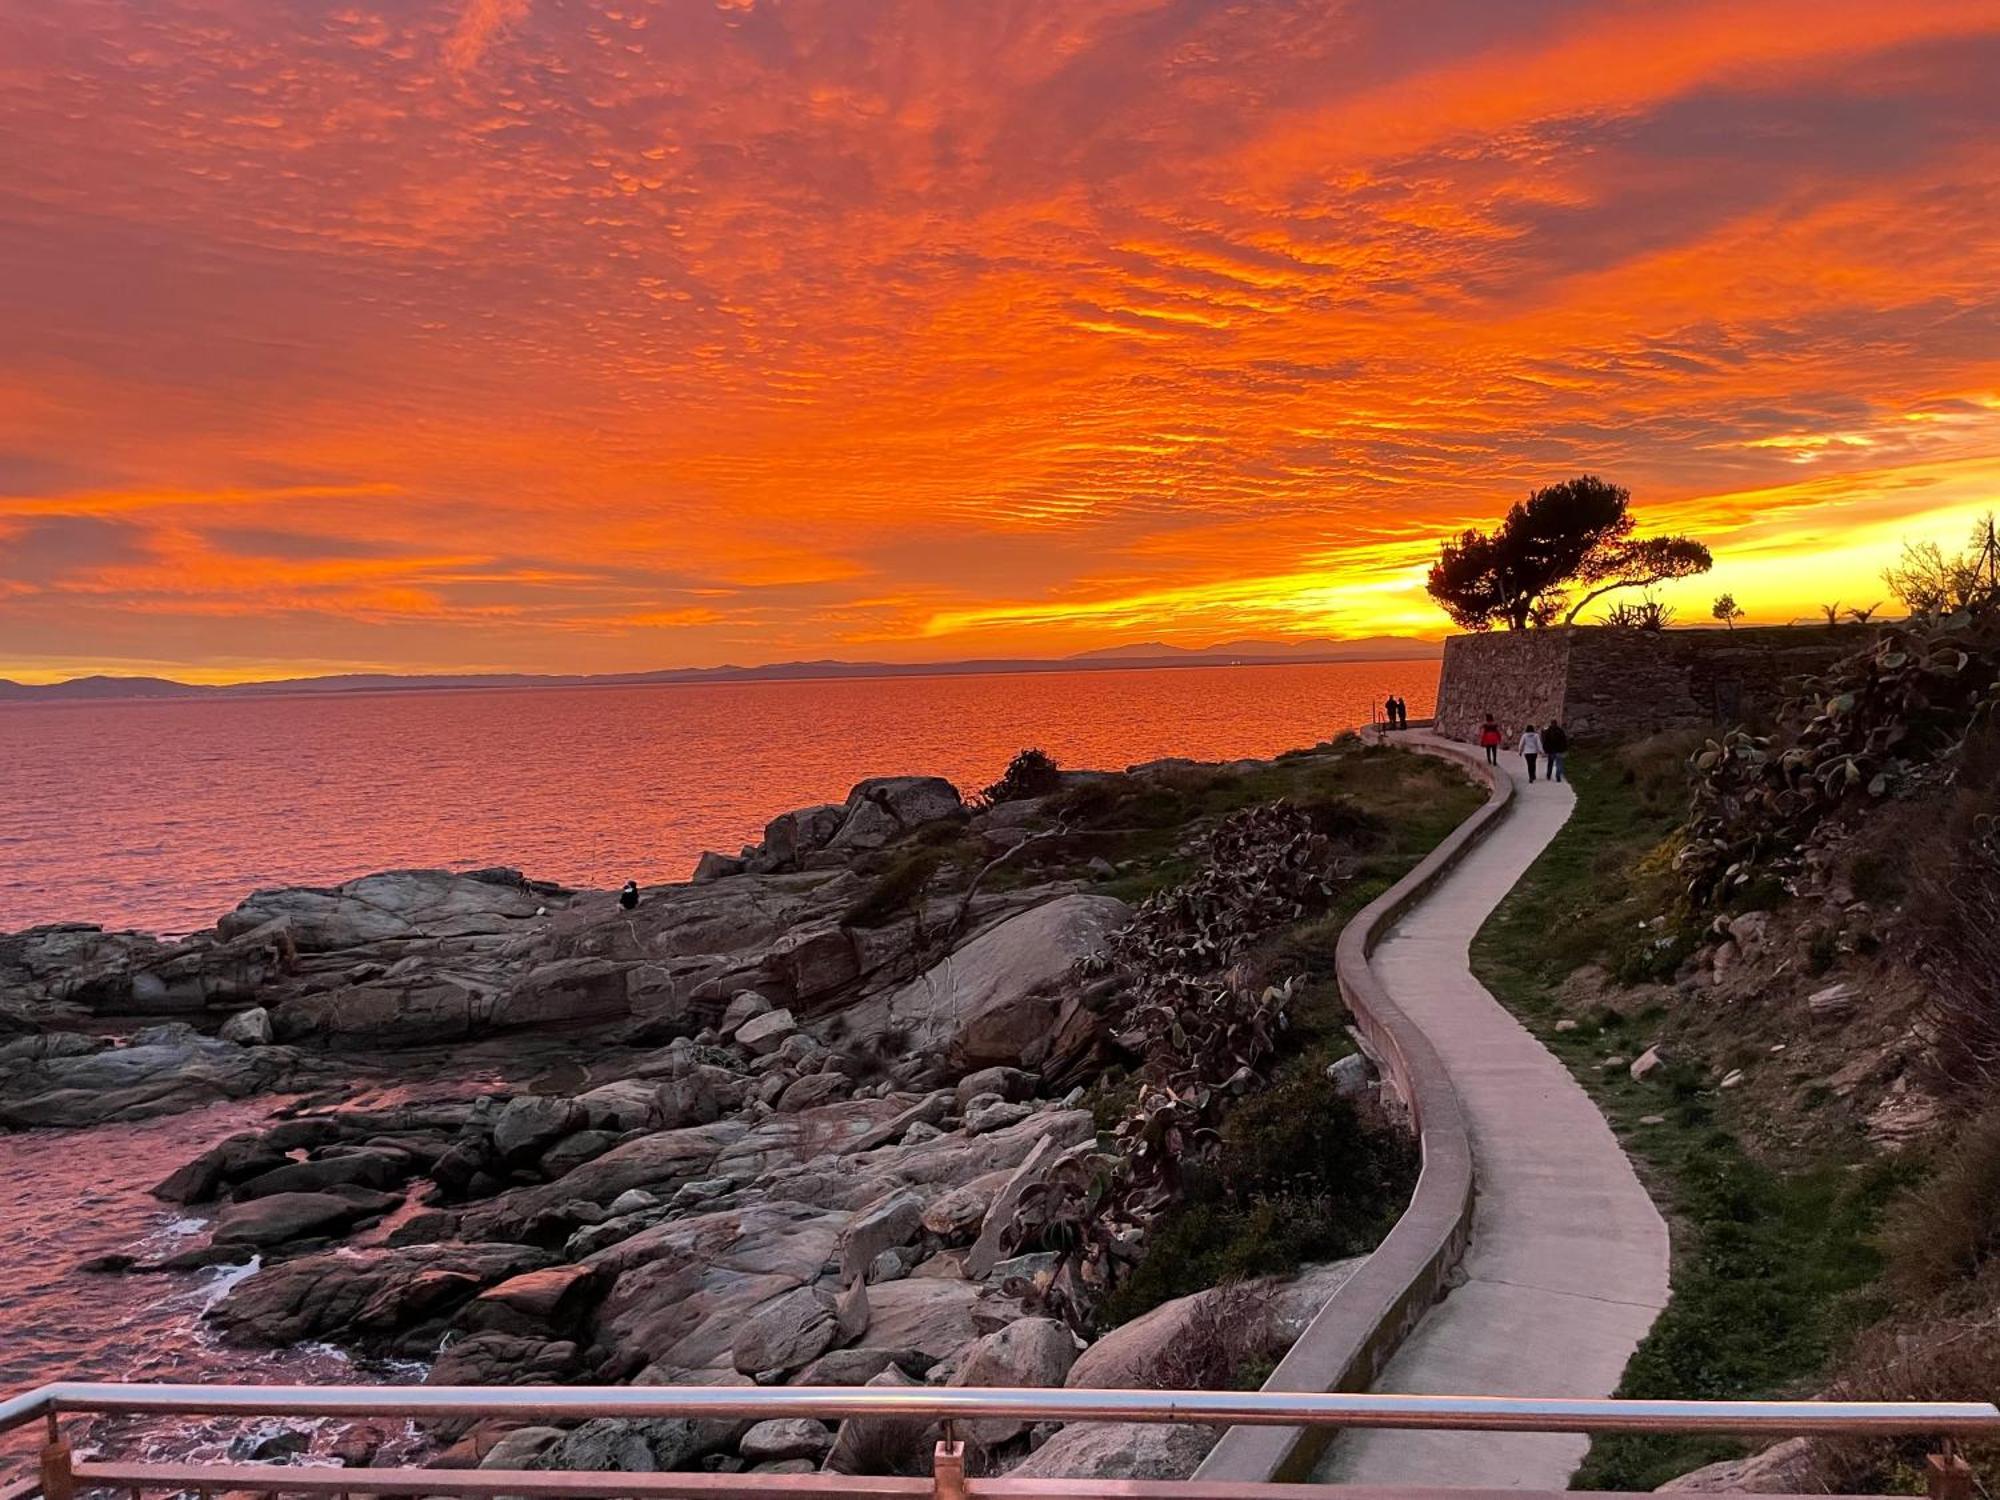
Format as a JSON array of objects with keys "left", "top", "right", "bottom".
[{"left": 0, "top": 1, "right": 1996, "bottom": 678}]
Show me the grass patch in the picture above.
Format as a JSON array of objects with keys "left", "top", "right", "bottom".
[
  {"left": 1472, "top": 737, "right": 1909, "bottom": 1490},
  {"left": 1037, "top": 744, "right": 1484, "bottom": 900}
]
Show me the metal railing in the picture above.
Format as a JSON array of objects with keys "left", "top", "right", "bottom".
[{"left": 2, "top": 1383, "right": 1994, "bottom": 1500}]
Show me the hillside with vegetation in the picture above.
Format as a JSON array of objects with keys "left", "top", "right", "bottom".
[{"left": 1471, "top": 531, "right": 2000, "bottom": 1491}]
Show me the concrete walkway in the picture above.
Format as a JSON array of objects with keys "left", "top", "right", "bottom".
[{"left": 1315, "top": 734, "right": 1671, "bottom": 1489}]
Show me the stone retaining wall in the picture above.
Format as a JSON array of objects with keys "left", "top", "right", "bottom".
[{"left": 1433, "top": 624, "right": 1867, "bottom": 744}]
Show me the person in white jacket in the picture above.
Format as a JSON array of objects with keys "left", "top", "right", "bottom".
[{"left": 1518, "top": 725, "right": 1544, "bottom": 783}]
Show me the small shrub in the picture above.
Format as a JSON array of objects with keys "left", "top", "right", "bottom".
[
  {"left": 1612, "top": 926, "right": 1695, "bottom": 985},
  {"left": 1046, "top": 776, "right": 1121, "bottom": 826},
  {"left": 1101, "top": 1068, "right": 1417, "bottom": 1325},
  {"left": 1146, "top": 1282, "right": 1279, "bottom": 1392},
  {"left": 1299, "top": 795, "right": 1389, "bottom": 848},
  {"left": 982, "top": 747, "right": 1063, "bottom": 805},
  {"left": 1879, "top": 1107, "right": 2000, "bottom": 1303},
  {"left": 1812, "top": 1265, "right": 2000, "bottom": 1492},
  {"left": 1845, "top": 849, "right": 1905, "bottom": 903},
  {"left": 1726, "top": 873, "right": 1789, "bottom": 913}
]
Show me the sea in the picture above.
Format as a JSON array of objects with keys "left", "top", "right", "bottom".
[
  {"left": 0, "top": 658, "right": 1438, "bottom": 1476},
  {"left": 0, "top": 660, "right": 1439, "bottom": 937}
]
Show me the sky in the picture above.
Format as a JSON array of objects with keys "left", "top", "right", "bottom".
[{"left": 1, "top": 0, "right": 1997, "bottom": 683}]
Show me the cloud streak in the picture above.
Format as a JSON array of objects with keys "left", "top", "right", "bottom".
[{"left": 443, "top": 0, "right": 532, "bottom": 73}]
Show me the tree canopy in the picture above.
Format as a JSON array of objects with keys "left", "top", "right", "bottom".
[
  {"left": 1425, "top": 475, "right": 1712, "bottom": 631},
  {"left": 1882, "top": 514, "right": 2000, "bottom": 616}
]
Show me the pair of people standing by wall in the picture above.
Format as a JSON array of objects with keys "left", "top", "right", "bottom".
[
  {"left": 1381, "top": 695, "right": 1410, "bottom": 730},
  {"left": 1477, "top": 714, "right": 1569, "bottom": 783}
]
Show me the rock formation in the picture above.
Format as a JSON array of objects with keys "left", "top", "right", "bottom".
[{"left": 6, "top": 748, "right": 1398, "bottom": 1482}]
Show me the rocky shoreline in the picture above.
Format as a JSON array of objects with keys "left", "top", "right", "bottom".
[{"left": 2, "top": 749, "right": 1423, "bottom": 1480}]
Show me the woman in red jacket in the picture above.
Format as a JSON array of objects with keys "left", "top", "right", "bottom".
[{"left": 1478, "top": 713, "right": 1502, "bottom": 766}]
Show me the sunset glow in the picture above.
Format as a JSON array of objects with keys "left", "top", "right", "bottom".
[{"left": 2, "top": 0, "right": 1997, "bottom": 681}]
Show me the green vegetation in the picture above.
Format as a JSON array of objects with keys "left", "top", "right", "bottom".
[
  {"left": 980, "top": 746, "right": 1063, "bottom": 805},
  {"left": 1082, "top": 745, "right": 1482, "bottom": 1328},
  {"left": 1052, "top": 740, "right": 1479, "bottom": 902},
  {"left": 1426, "top": 475, "right": 1711, "bottom": 631},
  {"left": 1101, "top": 1066, "right": 1417, "bottom": 1326},
  {"left": 1472, "top": 741, "right": 1908, "bottom": 1490}
]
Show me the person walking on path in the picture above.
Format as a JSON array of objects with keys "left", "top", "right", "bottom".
[
  {"left": 1478, "top": 714, "right": 1502, "bottom": 766},
  {"left": 1519, "top": 724, "right": 1543, "bottom": 783},
  {"left": 1543, "top": 720, "right": 1569, "bottom": 783}
]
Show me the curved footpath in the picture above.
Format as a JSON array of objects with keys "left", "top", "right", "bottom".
[{"left": 1312, "top": 733, "right": 1671, "bottom": 1486}]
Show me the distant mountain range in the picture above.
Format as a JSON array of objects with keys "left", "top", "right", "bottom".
[{"left": 0, "top": 636, "right": 1440, "bottom": 704}]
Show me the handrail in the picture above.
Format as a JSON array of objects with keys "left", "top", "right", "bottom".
[{"left": 4, "top": 1382, "right": 1997, "bottom": 1437}]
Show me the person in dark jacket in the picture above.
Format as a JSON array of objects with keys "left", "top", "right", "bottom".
[{"left": 1543, "top": 721, "right": 1569, "bottom": 782}]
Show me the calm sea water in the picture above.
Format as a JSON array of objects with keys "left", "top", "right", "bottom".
[{"left": 0, "top": 661, "right": 1437, "bottom": 936}]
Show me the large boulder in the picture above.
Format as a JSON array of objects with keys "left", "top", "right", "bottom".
[
  {"left": 476, "top": 1425, "right": 566, "bottom": 1469},
  {"left": 530, "top": 1416, "right": 737, "bottom": 1474},
  {"left": 154, "top": 1132, "right": 291, "bottom": 1203},
  {"left": 1657, "top": 1437, "right": 1814, "bottom": 1493},
  {"left": 461, "top": 1263, "right": 610, "bottom": 1337},
  {"left": 920, "top": 1169, "right": 1014, "bottom": 1241},
  {"left": 218, "top": 869, "right": 546, "bottom": 950},
  {"left": 838, "top": 1189, "right": 926, "bottom": 1283},
  {"left": 738, "top": 1418, "right": 833, "bottom": 1464},
  {"left": 855, "top": 1277, "right": 995, "bottom": 1361},
  {"left": 271, "top": 976, "right": 494, "bottom": 1045},
  {"left": 229, "top": 1149, "right": 414, "bottom": 1201},
  {"left": 731, "top": 1286, "right": 840, "bottom": 1376},
  {"left": 1067, "top": 1259, "right": 1365, "bottom": 1390},
  {"left": 848, "top": 895, "right": 1129, "bottom": 1069},
  {"left": 950, "top": 1318, "right": 1078, "bottom": 1445},
  {"left": 492, "top": 1096, "right": 586, "bottom": 1161},
  {"left": 493, "top": 957, "right": 634, "bottom": 1027},
  {"left": 209, "top": 1242, "right": 552, "bottom": 1346},
  {"left": 428, "top": 1332, "right": 580, "bottom": 1388},
  {"left": 1008, "top": 1422, "right": 1215, "bottom": 1479},
  {"left": 125, "top": 920, "right": 295, "bottom": 1014},
  {"left": 211, "top": 1190, "right": 398, "bottom": 1249},
  {"left": 0, "top": 1031, "right": 303, "bottom": 1129},
  {"left": 826, "top": 777, "right": 964, "bottom": 853},
  {"left": 218, "top": 1007, "right": 274, "bottom": 1045},
  {"left": 577, "top": 1079, "right": 663, "bottom": 1132},
  {"left": 735, "top": 1009, "right": 797, "bottom": 1056},
  {"left": 761, "top": 805, "right": 846, "bottom": 869},
  {"left": 823, "top": 1367, "right": 937, "bottom": 1475}
]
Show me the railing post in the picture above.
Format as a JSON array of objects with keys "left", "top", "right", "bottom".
[
  {"left": 931, "top": 1437, "right": 967, "bottom": 1500},
  {"left": 40, "top": 1414, "right": 74, "bottom": 1500},
  {"left": 1927, "top": 1443, "right": 1973, "bottom": 1500}
]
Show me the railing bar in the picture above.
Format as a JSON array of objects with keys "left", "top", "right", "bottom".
[
  {"left": 12, "top": 1384, "right": 1998, "bottom": 1438},
  {"left": 55, "top": 1468, "right": 1922, "bottom": 1500}
]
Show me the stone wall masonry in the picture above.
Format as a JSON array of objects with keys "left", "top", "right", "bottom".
[
  {"left": 1434, "top": 624, "right": 1868, "bottom": 744},
  {"left": 1432, "top": 629, "right": 1572, "bottom": 744},
  {"left": 1562, "top": 624, "right": 1865, "bottom": 739}
]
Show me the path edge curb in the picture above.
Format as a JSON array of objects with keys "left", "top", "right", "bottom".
[{"left": 1195, "top": 736, "right": 1513, "bottom": 1484}]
